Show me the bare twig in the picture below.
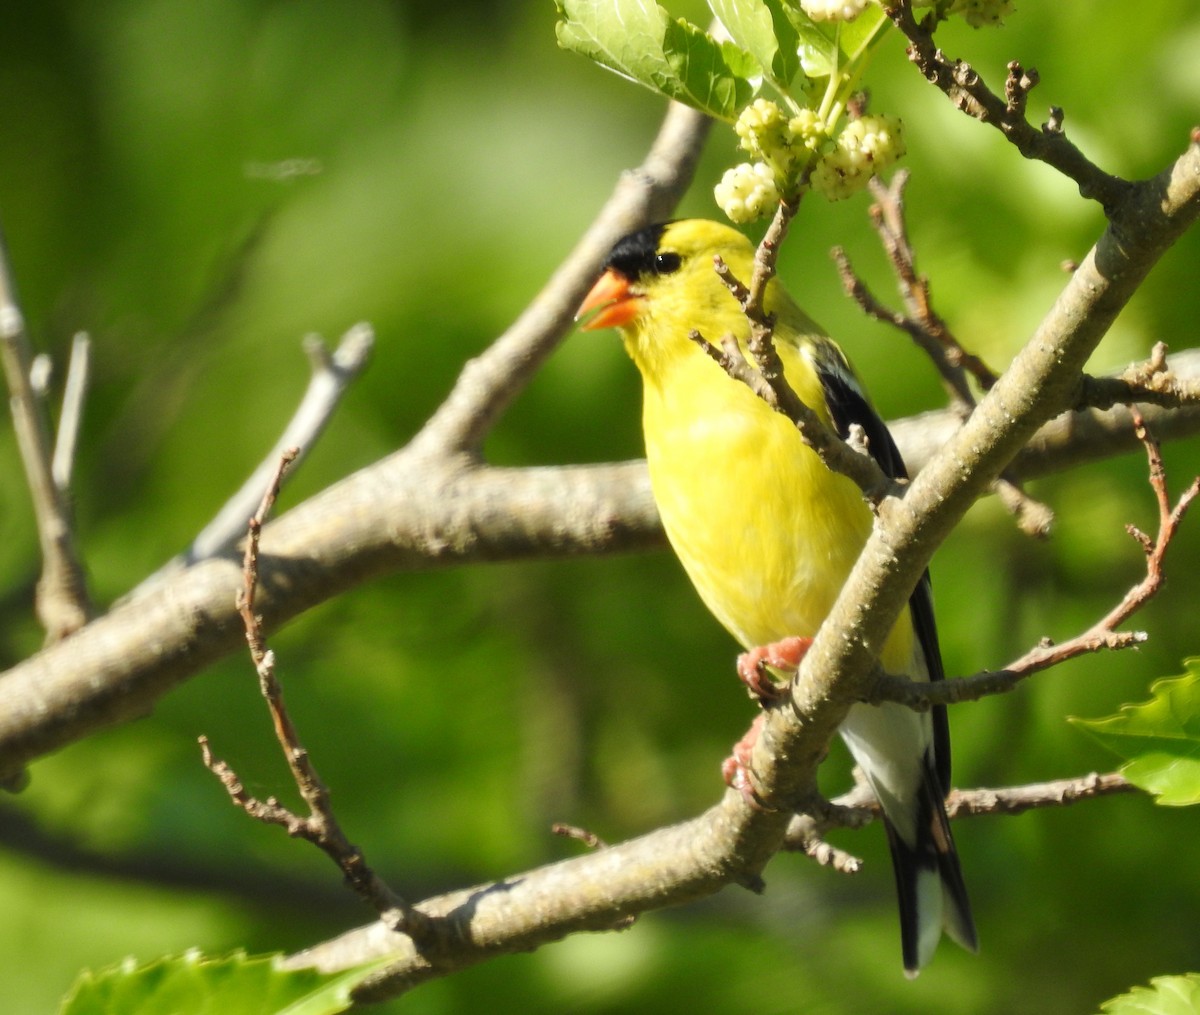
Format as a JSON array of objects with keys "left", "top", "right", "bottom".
[
  {"left": 945, "top": 771, "right": 1136, "bottom": 818},
  {"left": 551, "top": 823, "right": 609, "bottom": 851},
  {"left": 128, "top": 324, "right": 375, "bottom": 599},
  {"left": 51, "top": 332, "right": 91, "bottom": 493},
  {"left": 873, "top": 411, "right": 1200, "bottom": 710},
  {"left": 202, "top": 448, "right": 428, "bottom": 941},
  {"left": 835, "top": 173, "right": 1053, "bottom": 536},
  {"left": 0, "top": 225, "right": 92, "bottom": 640},
  {"left": 860, "top": 173, "right": 999, "bottom": 398},
  {"left": 882, "top": 1, "right": 1133, "bottom": 211},
  {"left": 1080, "top": 341, "right": 1200, "bottom": 412},
  {"left": 690, "top": 198, "right": 897, "bottom": 503},
  {"left": 784, "top": 771, "right": 1135, "bottom": 857},
  {"left": 201, "top": 325, "right": 375, "bottom": 565}
]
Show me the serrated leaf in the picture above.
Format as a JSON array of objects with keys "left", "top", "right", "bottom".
[
  {"left": 776, "top": 3, "right": 837, "bottom": 77},
  {"left": 555, "top": 0, "right": 757, "bottom": 120},
  {"left": 1070, "top": 661, "right": 1200, "bottom": 806},
  {"left": 708, "top": 0, "right": 800, "bottom": 90},
  {"left": 1099, "top": 973, "right": 1200, "bottom": 1015},
  {"left": 59, "top": 949, "right": 384, "bottom": 1015}
]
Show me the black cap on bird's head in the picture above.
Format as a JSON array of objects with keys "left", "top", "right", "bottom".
[
  {"left": 576, "top": 221, "right": 681, "bottom": 331},
  {"left": 601, "top": 222, "right": 674, "bottom": 280}
]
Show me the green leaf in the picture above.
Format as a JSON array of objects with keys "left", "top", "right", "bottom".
[
  {"left": 776, "top": 3, "right": 837, "bottom": 78},
  {"left": 707, "top": 0, "right": 800, "bottom": 90},
  {"left": 1099, "top": 973, "right": 1200, "bottom": 1015},
  {"left": 555, "top": 0, "right": 758, "bottom": 120},
  {"left": 1070, "top": 661, "right": 1200, "bottom": 806},
  {"left": 835, "top": 3, "right": 889, "bottom": 64},
  {"left": 772, "top": 3, "right": 889, "bottom": 81},
  {"left": 59, "top": 950, "right": 383, "bottom": 1015}
]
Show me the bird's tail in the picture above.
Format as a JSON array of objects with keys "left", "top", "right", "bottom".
[{"left": 880, "top": 765, "right": 978, "bottom": 977}]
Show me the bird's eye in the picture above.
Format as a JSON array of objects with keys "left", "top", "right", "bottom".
[{"left": 654, "top": 252, "right": 681, "bottom": 275}]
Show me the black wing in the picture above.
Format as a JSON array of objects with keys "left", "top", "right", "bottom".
[{"left": 817, "top": 358, "right": 952, "bottom": 794}]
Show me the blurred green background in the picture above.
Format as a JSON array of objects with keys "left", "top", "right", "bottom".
[{"left": 1, "top": 2, "right": 1199, "bottom": 1012}]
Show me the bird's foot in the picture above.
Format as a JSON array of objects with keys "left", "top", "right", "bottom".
[
  {"left": 721, "top": 713, "right": 775, "bottom": 811},
  {"left": 736, "top": 636, "right": 812, "bottom": 705}
]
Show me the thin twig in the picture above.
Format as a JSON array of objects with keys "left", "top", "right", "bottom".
[
  {"left": 551, "top": 823, "right": 609, "bottom": 851},
  {"left": 0, "top": 224, "right": 92, "bottom": 640},
  {"left": 51, "top": 332, "right": 91, "bottom": 493},
  {"left": 945, "top": 771, "right": 1135, "bottom": 818},
  {"left": 125, "top": 325, "right": 374, "bottom": 603},
  {"left": 202, "top": 448, "right": 429, "bottom": 942},
  {"left": 882, "top": 0, "right": 1133, "bottom": 211},
  {"left": 1080, "top": 341, "right": 1200, "bottom": 412},
  {"left": 873, "top": 412, "right": 1200, "bottom": 709},
  {"left": 783, "top": 771, "right": 1135, "bottom": 859},
  {"left": 691, "top": 198, "right": 896, "bottom": 503},
  {"left": 192, "top": 325, "right": 374, "bottom": 566},
  {"left": 835, "top": 173, "right": 1053, "bottom": 536},
  {"left": 866, "top": 172, "right": 999, "bottom": 396}
]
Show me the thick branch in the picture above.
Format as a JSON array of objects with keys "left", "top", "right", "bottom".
[
  {"left": 279, "top": 769, "right": 1135, "bottom": 994},
  {"left": 282, "top": 790, "right": 788, "bottom": 1000},
  {"left": 0, "top": 99, "right": 711, "bottom": 785},
  {"left": 1, "top": 134, "right": 1196, "bottom": 788},
  {"left": 3, "top": 358, "right": 1200, "bottom": 784}
]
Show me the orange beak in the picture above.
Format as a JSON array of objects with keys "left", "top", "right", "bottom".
[{"left": 576, "top": 268, "right": 641, "bottom": 331}]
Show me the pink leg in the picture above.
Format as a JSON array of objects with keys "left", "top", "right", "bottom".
[
  {"left": 735, "top": 636, "right": 812, "bottom": 704},
  {"left": 722, "top": 713, "right": 768, "bottom": 808}
]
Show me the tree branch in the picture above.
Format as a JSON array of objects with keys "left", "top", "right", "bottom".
[
  {"left": 741, "top": 136, "right": 1199, "bottom": 811},
  {"left": 410, "top": 101, "right": 711, "bottom": 458},
  {"left": 201, "top": 449, "right": 428, "bottom": 941},
  {"left": 276, "top": 767, "right": 1137, "bottom": 996},
  {"left": 873, "top": 410, "right": 1198, "bottom": 710},
  {"left": 0, "top": 133, "right": 1196, "bottom": 796},
  {"left": 883, "top": 1, "right": 1133, "bottom": 210},
  {"left": 129, "top": 323, "right": 375, "bottom": 599},
  {"left": 0, "top": 99, "right": 710, "bottom": 786},
  {"left": 1, "top": 362, "right": 1198, "bottom": 788},
  {"left": 783, "top": 771, "right": 1136, "bottom": 858},
  {"left": 0, "top": 223, "right": 92, "bottom": 641}
]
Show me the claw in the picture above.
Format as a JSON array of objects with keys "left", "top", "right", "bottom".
[
  {"left": 735, "top": 636, "right": 812, "bottom": 705},
  {"left": 722, "top": 713, "right": 774, "bottom": 811}
]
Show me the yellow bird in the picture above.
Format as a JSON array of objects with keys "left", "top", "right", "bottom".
[{"left": 576, "top": 219, "right": 976, "bottom": 975}]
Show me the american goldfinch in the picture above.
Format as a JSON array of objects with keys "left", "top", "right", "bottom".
[{"left": 576, "top": 219, "right": 976, "bottom": 975}]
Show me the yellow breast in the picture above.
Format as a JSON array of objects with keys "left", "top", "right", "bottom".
[{"left": 638, "top": 341, "right": 915, "bottom": 672}]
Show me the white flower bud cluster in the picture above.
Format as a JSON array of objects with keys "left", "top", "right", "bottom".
[
  {"left": 714, "top": 100, "right": 905, "bottom": 220},
  {"left": 809, "top": 114, "right": 905, "bottom": 200},
  {"left": 734, "top": 98, "right": 794, "bottom": 167},
  {"left": 797, "top": 0, "right": 872, "bottom": 22},
  {"left": 714, "top": 162, "right": 781, "bottom": 224}
]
